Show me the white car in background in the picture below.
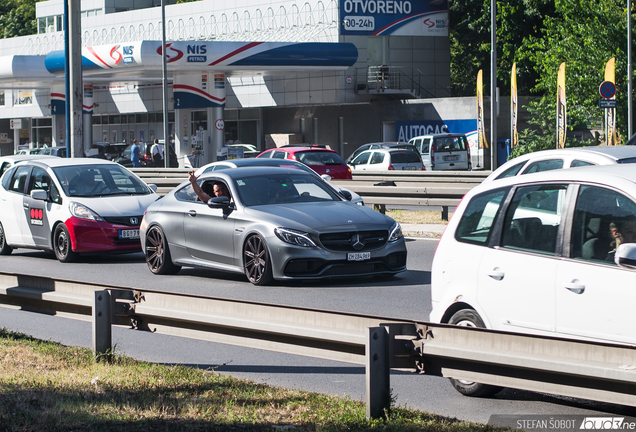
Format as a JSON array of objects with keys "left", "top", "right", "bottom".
[
  {"left": 431, "top": 164, "right": 636, "bottom": 397},
  {"left": 0, "top": 154, "right": 57, "bottom": 179},
  {"left": 0, "top": 158, "right": 159, "bottom": 262},
  {"left": 485, "top": 146, "right": 636, "bottom": 183},
  {"left": 348, "top": 148, "right": 424, "bottom": 172}
]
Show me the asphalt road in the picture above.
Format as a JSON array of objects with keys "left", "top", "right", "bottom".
[{"left": 0, "top": 238, "right": 634, "bottom": 428}]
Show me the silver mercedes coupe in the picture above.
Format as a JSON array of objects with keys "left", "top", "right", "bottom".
[{"left": 140, "top": 166, "right": 407, "bottom": 285}]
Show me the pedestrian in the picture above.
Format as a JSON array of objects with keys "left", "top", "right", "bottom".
[
  {"left": 131, "top": 139, "right": 141, "bottom": 167},
  {"left": 151, "top": 139, "right": 164, "bottom": 167}
]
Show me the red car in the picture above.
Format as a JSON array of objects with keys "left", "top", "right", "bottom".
[{"left": 256, "top": 146, "right": 352, "bottom": 180}]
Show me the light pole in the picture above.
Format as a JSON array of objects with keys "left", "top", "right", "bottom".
[
  {"left": 490, "top": 0, "right": 497, "bottom": 169},
  {"left": 161, "top": 0, "right": 170, "bottom": 167}
]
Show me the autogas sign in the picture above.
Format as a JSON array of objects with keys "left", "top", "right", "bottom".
[{"left": 340, "top": 0, "right": 449, "bottom": 36}]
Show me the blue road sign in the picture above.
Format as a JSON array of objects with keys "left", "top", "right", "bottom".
[{"left": 599, "top": 81, "right": 616, "bottom": 99}]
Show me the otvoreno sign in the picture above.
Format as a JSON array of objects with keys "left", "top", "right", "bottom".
[{"left": 340, "top": 0, "right": 448, "bottom": 36}]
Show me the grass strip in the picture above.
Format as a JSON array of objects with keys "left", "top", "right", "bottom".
[{"left": 0, "top": 328, "right": 504, "bottom": 432}]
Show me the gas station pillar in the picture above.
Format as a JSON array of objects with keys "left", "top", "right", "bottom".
[{"left": 173, "top": 72, "right": 225, "bottom": 168}]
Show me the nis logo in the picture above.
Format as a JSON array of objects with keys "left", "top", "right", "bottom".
[
  {"left": 122, "top": 45, "right": 135, "bottom": 64},
  {"left": 187, "top": 45, "right": 207, "bottom": 63}
]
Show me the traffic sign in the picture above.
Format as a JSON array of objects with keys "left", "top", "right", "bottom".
[
  {"left": 599, "top": 99, "right": 617, "bottom": 109},
  {"left": 599, "top": 81, "right": 616, "bottom": 99}
]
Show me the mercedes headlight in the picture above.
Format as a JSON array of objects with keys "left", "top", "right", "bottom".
[
  {"left": 69, "top": 202, "right": 104, "bottom": 221},
  {"left": 388, "top": 222, "right": 403, "bottom": 242},
  {"left": 275, "top": 228, "right": 316, "bottom": 247}
]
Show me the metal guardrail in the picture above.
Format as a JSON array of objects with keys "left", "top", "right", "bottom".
[
  {"left": 2, "top": 271, "right": 636, "bottom": 418},
  {"left": 131, "top": 168, "right": 491, "bottom": 219}
]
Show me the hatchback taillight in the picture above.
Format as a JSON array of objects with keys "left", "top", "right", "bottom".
[{"left": 388, "top": 164, "right": 395, "bottom": 170}]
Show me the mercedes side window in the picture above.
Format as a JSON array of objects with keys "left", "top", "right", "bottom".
[
  {"left": 455, "top": 187, "right": 510, "bottom": 245},
  {"left": 1, "top": 166, "right": 15, "bottom": 190},
  {"left": 9, "top": 166, "right": 30, "bottom": 194},
  {"left": 500, "top": 184, "right": 567, "bottom": 255},
  {"left": 174, "top": 184, "right": 198, "bottom": 202},
  {"left": 570, "top": 185, "right": 636, "bottom": 264}
]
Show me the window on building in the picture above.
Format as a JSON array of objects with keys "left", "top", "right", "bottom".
[
  {"left": 0, "top": 92, "right": 5, "bottom": 106},
  {"left": 14, "top": 91, "right": 33, "bottom": 106}
]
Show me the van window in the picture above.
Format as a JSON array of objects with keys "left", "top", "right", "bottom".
[
  {"left": 433, "top": 136, "right": 468, "bottom": 152},
  {"left": 420, "top": 138, "right": 431, "bottom": 155}
]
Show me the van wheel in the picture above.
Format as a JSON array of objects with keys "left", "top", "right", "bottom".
[
  {"left": 0, "top": 222, "right": 12, "bottom": 255},
  {"left": 448, "top": 309, "right": 503, "bottom": 397}
]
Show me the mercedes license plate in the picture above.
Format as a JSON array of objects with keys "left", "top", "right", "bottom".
[
  {"left": 444, "top": 155, "right": 459, "bottom": 161},
  {"left": 402, "top": 166, "right": 416, "bottom": 170},
  {"left": 119, "top": 229, "right": 140, "bottom": 239},
  {"left": 348, "top": 252, "right": 370, "bottom": 261}
]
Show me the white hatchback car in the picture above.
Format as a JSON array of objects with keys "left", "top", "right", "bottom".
[
  {"left": 348, "top": 148, "right": 424, "bottom": 172},
  {"left": 431, "top": 164, "right": 636, "bottom": 396},
  {"left": 484, "top": 145, "right": 636, "bottom": 183},
  {"left": 0, "top": 158, "right": 159, "bottom": 262}
]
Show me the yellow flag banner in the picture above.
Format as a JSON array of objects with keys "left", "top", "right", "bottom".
[
  {"left": 556, "top": 62, "right": 566, "bottom": 149},
  {"left": 605, "top": 57, "right": 616, "bottom": 146},
  {"left": 511, "top": 63, "right": 518, "bottom": 147},
  {"left": 477, "top": 69, "right": 488, "bottom": 149}
]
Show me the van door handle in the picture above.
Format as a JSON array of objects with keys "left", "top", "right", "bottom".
[
  {"left": 187, "top": 210, "right": 197, "bottom": 217},
  {"left": 23, "top": 202, "right": 29, "bottom": 208},
  {"left": 487, "top": 267, "right": 504, "bottom": 281},
  {"left": 564, "top": 280, "right": 585, "bottom": 294}
]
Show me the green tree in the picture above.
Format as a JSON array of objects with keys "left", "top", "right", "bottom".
[
  {"left": 450, "top": 0, "right": 554, "bottom": 97},
  {"left": 0, "top": 0, "right": 38, "bottom": 39},
  {"left": 517, "top": 0, "right": 628, "bottom": 151}
]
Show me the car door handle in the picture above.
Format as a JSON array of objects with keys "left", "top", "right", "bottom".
[
  {"left": 564, "top": 280, "right": 585, "bottom": 294},
  {"left": 187, "top": 210, "right": 197, "bottom": 217},
  {"left": 487, "top": 267, "right": 504, "bottom": 281},
  {"left": 23, "top": 202, "right": 29, "bottom": 208}
]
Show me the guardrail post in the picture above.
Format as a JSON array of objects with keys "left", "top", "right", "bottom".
[
  {"left": 366, "top": 326, "right": 390, "bottom": 419},
  {"left": 93, "top": 290, "right": 112, "bottom": 361},
  {"left": 441, "top": 206, "right": 449, "bottom": 221}
]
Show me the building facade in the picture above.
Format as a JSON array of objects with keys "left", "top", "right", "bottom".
[{"left": 0, "top": 0, "right": 497, "bottom": 166}]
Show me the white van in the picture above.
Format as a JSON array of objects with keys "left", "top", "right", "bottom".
[{"left": 408, "top": 133, "right": 471, "bottom": 171}]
